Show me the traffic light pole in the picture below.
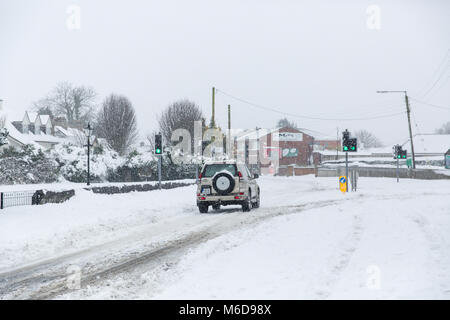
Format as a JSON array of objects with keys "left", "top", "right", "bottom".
[
  {"left": 84, "top": 123, "right": 93, "bottom": 186},
  {"left": 158, "top": 154, "right": 162, "bottom": 190},
  {"left": 87, "top": 135, "right": 91, "bottom": 186},
  {"left": 345, "top": 151, "right": 349, "bottom": 192},
  {"left": 396, "top": 157, "right": 399, "bottom": 183}
]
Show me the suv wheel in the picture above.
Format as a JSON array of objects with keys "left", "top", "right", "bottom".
[
  {"left": 198, "top": 204, "right": 209, "bottom": 213},
  {"left": 242, "top": 191, "right": 252, "bottom": 212},
  {"left": 252, "top": 189, "right": 260, "bottom": 208}
]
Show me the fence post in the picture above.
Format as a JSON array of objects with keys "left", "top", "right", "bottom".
[{"left": 0, "top": 192, "right": 3, "bottom": 210}]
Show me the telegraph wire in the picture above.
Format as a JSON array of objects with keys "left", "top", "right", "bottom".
[
  {"left": 409, "top": 97, "right": 450, "bottom": 111},
  {"left": 216, "top": 88, "right": 405, "bottom": 121},
  {"left": 417, "top": 48, "right": 450, "bottom": 99}
]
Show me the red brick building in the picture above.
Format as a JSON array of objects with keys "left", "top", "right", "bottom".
[{"left": 236, "top": 127, "right": 315, "bottom": 175}]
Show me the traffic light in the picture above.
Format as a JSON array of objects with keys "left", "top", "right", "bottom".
[
  {"left": 393, "top": 145, "right": 407, "bottom": 159},
  {"left": 401, "top": 149, "right": 407, "bottom": 159},
  {"left": 343, "top": 137, "right": 357, "bottom": 152},
  {"left": 155, "top": 133, "right": 163, "bottom": 155}
]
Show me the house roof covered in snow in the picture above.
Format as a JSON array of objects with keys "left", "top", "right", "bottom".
[
  {"left": 39, "top": 114, "right": 51, "bottom": 125},
  {"left": 5, "top": 121, "right": 64, "bottom": 146},
  {"left": 4, "top": 122, "right": 42, "bottom": 148},
  {"left": 25, "top": 112, "right": 38, "bottom": 123}
]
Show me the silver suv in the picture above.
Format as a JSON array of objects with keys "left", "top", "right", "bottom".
[{"left": 196, "top": 160, "right": 260, "bottom": 213}]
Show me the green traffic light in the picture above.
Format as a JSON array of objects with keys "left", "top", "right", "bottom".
[
  {"left": 343, "top": 146, "right": 348, "bottom": 151},
  {"left": 156, "top": 148, "right": 161, "bottom": 154},
  {"left": 351, "top": 146, "right": 355, "bottom": 150}
]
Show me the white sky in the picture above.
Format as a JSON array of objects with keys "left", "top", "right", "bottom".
[{"left": 1, "top": 0, "right": 449, "bottom": 146}]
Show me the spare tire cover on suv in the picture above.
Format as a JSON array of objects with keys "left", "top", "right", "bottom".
[{"left": 212, "top": 172, "right": 235, "bottom": 195}]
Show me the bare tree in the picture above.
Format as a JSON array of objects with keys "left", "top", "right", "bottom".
[
  {"left": 354, "top": 129, "right": 383, "bottom": 148},
  {"left": 146, "top": 130, "right": 158, "bottom": 151},
  {"left": 158, "top": 99, "right": 204, "bottom": 149},
  {"left": 435, "top": 122, "right": 450, "bottom": 134},
  {"left": 95, "top": 94, "right": 139, "bottom": 155},
  {"left": 32, "top": 82, "right": 96, "bottom": 125},
  {"left": 276, "top": 117, "right": 298, "bottom": 129}
]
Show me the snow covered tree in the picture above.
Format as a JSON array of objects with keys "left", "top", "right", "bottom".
[
  {"left": 32, "top": 82, "right": 97, "bottom": 126},
  {"left": 95, "top": 94, "right": 139, "bottom": 156},
  {"left": 435, "top": 122, "right": 450, "bottom": 134},
  {"left": 276, "top": 117, "right": 298, "bottom": 129},
  {"left": 354, "top": 129, "right": 383, "bottom": 148},
  {"left": 158, "top": 99, "right": 204, "bottom": 150}
]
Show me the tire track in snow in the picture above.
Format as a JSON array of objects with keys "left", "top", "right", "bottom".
[
  {"left": 0, "top": 193, "right": 428, "bottom": 300},
  {"left": 0, "top": 198, "right": 352, "bottom": 299}
]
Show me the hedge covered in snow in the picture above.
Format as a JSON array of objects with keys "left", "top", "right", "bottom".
[
  {"left": 0, "top": 142, "right": 198, "bottom": 185},
  {"left": 0, "top": 145, "right": 59, "bottom": 184}
]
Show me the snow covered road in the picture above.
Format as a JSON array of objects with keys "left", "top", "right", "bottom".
[{"left": 0, "top": 176, "right": 449, "bottom": 299}]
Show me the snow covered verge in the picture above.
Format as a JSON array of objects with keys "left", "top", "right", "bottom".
[
  {"left": 26, "top": 175, "right": 447, "bottom": 300},
  {"left": 0, "top": 184, "right": 198, "bottom": 271}
]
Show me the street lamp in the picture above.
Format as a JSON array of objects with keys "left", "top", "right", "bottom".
[
  {"left": 376, "top": 90, "right": 416, "bottom": 169},
  {"left": 84, "top": 123, "right": 93, "bottom": 186}
]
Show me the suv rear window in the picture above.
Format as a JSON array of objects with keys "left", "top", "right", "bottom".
[{"left": 202, "top": 164, "right": 237, "bottom": 177}]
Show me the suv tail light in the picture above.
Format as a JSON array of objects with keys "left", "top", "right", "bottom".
[
  {"left": 238, "top": 171, "right": 242, "bottom": 180},
  {"left": 199, "top": 173, "right": 202, "bottom": 181}
]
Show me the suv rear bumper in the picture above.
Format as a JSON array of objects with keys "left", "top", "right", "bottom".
[{"left": 197, "top": 194, "right": 248, "bottom": 206}]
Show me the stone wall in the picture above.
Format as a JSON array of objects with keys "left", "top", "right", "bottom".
[{"left": 316, "top": 166, "right": 450, "bottom": 180}]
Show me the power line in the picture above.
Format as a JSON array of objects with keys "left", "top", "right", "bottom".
[
  {"left": 417, "top": 48, "right": 450, "bottom": 99},
  {"left": 423, "top": 74, "right": 450, "bottom": 101},
  {"left": 298, "top": 127, "right": 336, "bottom": 139},
  {"left": 216, "top": 88, "right": 405, "bottom": 121},
  {"left": 409, "top": 97, "right": 450, "bottom": 111}
]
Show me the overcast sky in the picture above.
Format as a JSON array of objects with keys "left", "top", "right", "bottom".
[{"left": 1, "top": 0, "right": 449, "bottom": 145}]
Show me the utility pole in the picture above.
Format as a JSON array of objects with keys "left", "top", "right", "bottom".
[
  {"left": 84, "top": 123, "right": 93, "bottom": 186},
  {"left": 376, "top": 90, "right": 416, "bottom": 169},
  {"left": 228, "top": 104, "right": 231, "bottom": 158},
  {"left": 404, "top": 93, "right": 416, "bottom": 169},
  {"left": 210, "top": 86, "right": 216, "bottom": 128}
]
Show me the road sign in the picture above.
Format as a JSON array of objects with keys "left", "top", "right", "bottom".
[{"left": 339, "top": 176, "right": 347, "bottom": 193}]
